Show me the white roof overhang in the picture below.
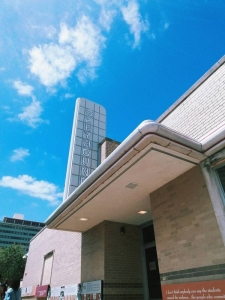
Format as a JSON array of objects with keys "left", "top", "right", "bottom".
[{"left": 46, "top": 120, "right": 225, "bottom": 232}]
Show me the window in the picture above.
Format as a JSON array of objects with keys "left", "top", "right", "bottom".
[
  {"left": 217, "top": 165, "right": 225, "bottom": 197},
  {"left": 142, "top": 224, "right": 155, "bottom": 245},
  {"left": 41, "top": 251, "right": 54, "bottom": 285},
  {"left": 201, "top": 152, "right": 225, "bottom": 246}
]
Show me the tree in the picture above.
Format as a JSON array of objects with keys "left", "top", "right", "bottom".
[{"left": 0, "top": 245, "right": 26, "bottom": 282}]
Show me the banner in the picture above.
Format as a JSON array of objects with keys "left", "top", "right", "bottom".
[
  {"left": 162, "top": 279, "right": 225, "bottom": 300},
  {"left": 49, "top": 284, "right": 78, "bottom": 300},
  {"left": 36, "top": 285, "right": 49, "bottom": 298}
]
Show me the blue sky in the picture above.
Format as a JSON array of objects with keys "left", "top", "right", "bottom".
[{"left": 0, "top": 0, "right": 225, "bottom": 222}]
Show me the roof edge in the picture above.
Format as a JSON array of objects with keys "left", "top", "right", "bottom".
[
  {"left": 45, "top": 118, "right": 225, "bottom": 228},
  {"left": 99, "top": 137, "right": 121, "bottom": 146},
  {"left": 157, "top": 55, "right": 225, "bottom": 123},
  {"left": 45, "top": 120, "right": 202, "bottom": 227}
]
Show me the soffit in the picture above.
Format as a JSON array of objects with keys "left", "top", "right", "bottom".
[{"left": 52, "top": 143, "right": 198, "bottom": 232}]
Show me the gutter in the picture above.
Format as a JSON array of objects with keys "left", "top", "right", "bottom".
[
  {"left": 202, "top": 124, "right": 225, "bottom": 156},
  {"left": 45, "top": 120, "right": 225, "bottom": 226}
]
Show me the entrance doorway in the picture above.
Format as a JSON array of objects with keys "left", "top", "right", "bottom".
[{"left": 142, "top": 223, "right": 162, "bottom": 300}]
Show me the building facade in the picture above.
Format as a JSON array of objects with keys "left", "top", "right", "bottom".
[
  {"left": 22, "top": 227, "right": 81, "bottom": 288},
  {"left": 0, "top": 214, "right": 45, "bottom": 252},
  {"left": 22, "top": 56, "right": 225, "bottom": 300}
]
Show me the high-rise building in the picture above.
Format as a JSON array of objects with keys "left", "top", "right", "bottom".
[{"left": 0, "top": 214, "right": 45, "bottom": 252}]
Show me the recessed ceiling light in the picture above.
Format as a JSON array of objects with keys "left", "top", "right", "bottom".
[
  {"left": 79, "top": 218, "right": 88, "bottom": 221},
  {"left": 125, "top": 183, "right": 138, "bottom": 189},
  {"left": 138, "top": 211, "right": 147, "bottom": 214}
]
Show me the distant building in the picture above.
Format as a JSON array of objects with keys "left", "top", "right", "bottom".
[{"left": 0, "top": 214, "right": 45, "bottom": 252}]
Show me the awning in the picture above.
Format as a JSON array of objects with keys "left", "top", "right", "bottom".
[{"left": 45, "top": 120, "right": 224, "bottom": 232}]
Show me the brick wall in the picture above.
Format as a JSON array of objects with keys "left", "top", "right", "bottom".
[
  {"left": 81, "top": 221, "right": 105, "bottom": 282},
  {"left": 100, "top": 138, "right": 120, "bottom": 163},
  {"left": 160, "top": 63, "right": 225, "bottom": 141},
  {"left": 22, "top": 228, "right": 81, "bottom": 287},
  {"left": 104, "top": 221, "right": 142, "bottom": 284},
  {"left": 81, "top": 221, "right": 143, "bottom": 300},
  {"left": 150, "top": 166, "right": 225, "bottom": 284}
]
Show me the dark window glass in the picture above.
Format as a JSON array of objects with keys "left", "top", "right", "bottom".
[
  {"left": 217, "top": 166, "right": 225, "bottom": 194},
  {"left": 145, "top": 246, "right": 162, "bottom": 299},
  {"left": 142, "top": 224, "right": 155, "bottom": 244}
]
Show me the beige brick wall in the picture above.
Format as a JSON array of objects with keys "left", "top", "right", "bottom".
[
  {"left": 22, "top": 228, "right": 81, "bottom": 287},
  {"left": 160, "top": 63, "right": 225, "bottom": 141},
  {"left": 81, "top": 222, "right": 105, "bottom": 282},
  {"left": 104, "top": 221, "right": 142, "bottom": 284},
  {"left": 150, "top": 165, "right": 225, "bottom": 274},
  {"left": 81, "top": 221, "right": 143, "bottom": 299}
]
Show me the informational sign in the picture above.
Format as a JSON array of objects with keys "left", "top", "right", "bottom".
[
  {"left": 21, "top": 286, "right": 37, "bottom": 297},
  {"left": 35, "top": 285, "right": 49, "bottom": 298},
  {"left": 162, "top": 280, "right": 225, "bottom": 300},
  {"left": 49, "top": 284, "right": 78, "bottom": 300},
  {"left": 77, "top": 280, "right": 102, "bottom": 300},
  {"left": 63, "top": 98, "right": 106, "bottom": 201}
]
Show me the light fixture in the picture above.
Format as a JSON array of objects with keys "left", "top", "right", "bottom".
[
  {"left": 79, "top": 218, "right": 88, "bottom": 221},
  {"left": 125, "top": 182, "right": 138, "bottom": 189},
  {"left": 120, "top": 226, "right": 125, "bottom": 235},
  {"left": 138, "top": 211, "right": 147, "bottom": 214}
]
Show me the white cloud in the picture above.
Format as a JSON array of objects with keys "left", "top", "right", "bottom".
[
  {"left": 10, "top": 148, "right": 30, "bottom": 162},
  {"left": 121, "top": 0, "right": 149, "bottom": 48},
  {"left": 77, "top": 67, "right": 96, "bottom": 84},
  {"left": 2, "top": 105, "right": 10, "bottom": 111},
  {"left": 31, "top": 25, "right": 57, "bottom": 39},
  {"left": 29, "top": 16, "right": 106, "bottom": 87},
  {"left": 45, "top": 25, "right": 57, "bottom": 38},
  {"left": 28, "top": 2, "right": 150, "bottom": 87},
  {"left": 59, "top": 16, "right": 105, "bottom": 66},
  {"left": 99, "top": 8, "right": 116, "bottom": 31},
  {"left": 13, "top": 80, "right": 33, "bottom": 96},
  {"left": 164, "top": 22, "right": 169, "bottom": 29},
  {"left": 18, "top": 98, "right": 47, "bottom": 128},
  {"left": 93, "top": 0, "right": 108, "bottom": 4},
  {"left": 0, "top": 175, "right": 62, "bottom": 206},
  {"left": 29, "top": 44, "right": 76, "bottom": 87},
  {"left": 65, "top": 93, "right": 74, "bottom": 99}
]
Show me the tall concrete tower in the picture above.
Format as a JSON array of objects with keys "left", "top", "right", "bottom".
[{"left": 63, "top": 98, "right": 106, "bottom": 201}]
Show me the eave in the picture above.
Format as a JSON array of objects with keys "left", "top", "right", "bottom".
[{"left": 45, "top": 120, "right": 225, "bottom": 232}]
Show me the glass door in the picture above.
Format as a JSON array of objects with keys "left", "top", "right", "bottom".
[
  {"left": 145, "top": 246, "right": 162, "bottom": 299},
  {"left": 142, "top": 224, "right": 162, "bottom": 300}
]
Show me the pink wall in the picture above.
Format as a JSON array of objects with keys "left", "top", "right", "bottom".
[{"left": 22, "top": 228, "right": 81, "bottom": 287}]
